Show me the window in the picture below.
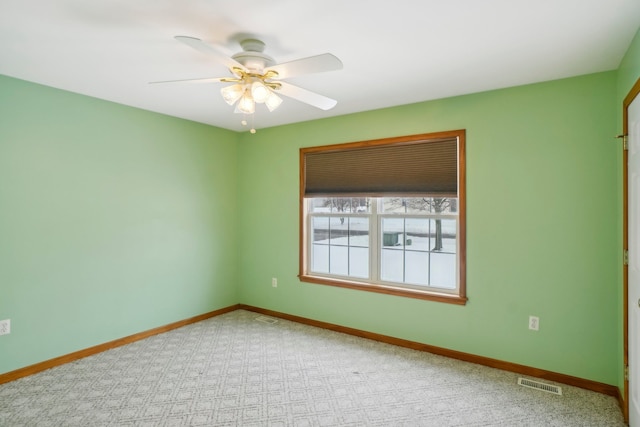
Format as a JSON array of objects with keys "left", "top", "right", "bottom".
[{"left": 299, "top": 131, "right": 466, "bottom": 304}]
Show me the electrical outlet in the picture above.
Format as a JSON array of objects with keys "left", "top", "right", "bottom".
[
  {"left": 0, "top": 319, "right": 10, "bottom": 336},
  {"left": 529, "top": 316, "right": 539, "bottom": 331},
  {"left": 272, "top": 277, "right": 278, "bottom": 288}
]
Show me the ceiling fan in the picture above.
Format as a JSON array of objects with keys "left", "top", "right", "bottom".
[{"left": 153, "top": 36, "right": 343, "bottom": 131}]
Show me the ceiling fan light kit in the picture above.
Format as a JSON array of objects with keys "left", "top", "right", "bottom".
[
  {"left": 155, "top": 36, "right": 343, "bottom": 133},
  {"left": 221, "top": 68, "right": 284, "bottom": 117}
]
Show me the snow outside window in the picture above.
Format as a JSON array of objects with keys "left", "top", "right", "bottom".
[{"left": 306, "top": 197, "right": 459, "bottom": 295}]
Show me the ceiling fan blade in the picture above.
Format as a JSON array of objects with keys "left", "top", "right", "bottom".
[
  {"left": 149, "top": 77, "right": 232, "bottom": 85},
  {"left": 174, "top": 36, "right": 246, "bottom": 71},
  {"left": 276, "top": 82, "right": 337, "bottom": 110},
  {"left": 267, "top": 53, "right": 343, "bottom": 80}
]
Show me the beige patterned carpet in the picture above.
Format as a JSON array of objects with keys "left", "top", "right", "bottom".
[{"left": 0, "top": 309, "right": 626, "bottom": 426}]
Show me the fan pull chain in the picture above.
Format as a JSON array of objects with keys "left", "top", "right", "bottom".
[{"left": 240, "top": 114, "right": 256, "bottom": 133}]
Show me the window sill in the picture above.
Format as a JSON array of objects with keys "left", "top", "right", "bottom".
[{"left": 298, "top": 274, "right": 468, "bottom": 305}]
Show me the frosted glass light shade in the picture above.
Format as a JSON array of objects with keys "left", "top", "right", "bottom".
[
  {"left": 265, "top": 91, "right": 283, "bottom": 112},
  {"left": 221, "top": 84, "right": 244, "bottom": 105},
  {"left": 251, "top": 81, "right": 270, "bottom": 103},
  {"left": 237, "top": 93, "right": 255, "bottom": 114}
]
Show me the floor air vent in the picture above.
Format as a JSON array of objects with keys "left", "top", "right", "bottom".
[
  {"left": 517, "top": 378, "right": 563, "bottom": 395},
  {"left": 255, "top": 316, "right": 278, "bottom": 324}
]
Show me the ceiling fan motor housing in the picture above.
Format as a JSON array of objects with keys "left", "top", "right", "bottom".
[{"left": 232, "top": 39, "right": 275, "bottom": 73}]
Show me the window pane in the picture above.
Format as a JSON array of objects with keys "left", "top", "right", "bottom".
[
  {"left": 329, "top": 216, "right": 348, "bottom": 243},
  {"left": 330, "top": 245, "right": 349, "bottom": 276},
  {"left": 349, "top": 247, "right": 369, "bottom": 278},
  {"left": 429, "top": 198, "right": 455, "bottom": 214},
  {"left": 404, "top": 218, "right": 429, "bottom": 285},
  {"left": 312, "top": 217, "right": 329, "bottom": 242},
  {"left": 431, "top": 219, "right": 456, "bottom": 253},
  {"left": 429, "top": 218, "right": 456, "bottom": 288},
  {"left": 316, "top": 197, "right": 371, "bottom": 213},
  {"left": 331, "top": 198, "right": 351, "bottom": 213},
  {"left": 381, "top": 198, "right": 409, "bottom": 213},
  {"left": 405, "top": 250, "right": 429, "bottom": 285},
  {"left": 311, "top": 216, "right": 329, "bottom": 274},
  {"left": 311, "top": 244, "right": 329, "bottom": 273},
  {"left": 430, "top": 252, "right": 456, "bottom": 289},
  {"left": 311, "top": 213, "right": 371, "bottom": 279},
  {"left": 382, "top": 218, "right": 404, "bottom": 247},
  {"left": 381, "top": 197, "right": 433, "bottom": 214},
  {"left": 381, "top": 248, "right": 403, "bottom": 282},
  {"left": 309, "top": 198, "right": 330, "bottom": 213},
  {"left": 447, "top": 198, "right": 458, "bottom": 214},
  {"left": 381, "top": 197, "right": 458, "bottom": 215},
  {"left": 405, "top": 218, "right": 428, "bottom": 247},
  {"left": 349, "top": 217, "right": 369, "bottom": 247},
  {"left": 351, "top": 198, "right": 371, "bottom": 213}
]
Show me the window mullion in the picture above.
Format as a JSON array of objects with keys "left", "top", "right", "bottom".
[
  {"left": 347, "top": 216, "right": 351, "bottom": 276},
  {"left": 327, "top": 216, "right": 331, "bottom": 274},
  {"left": 306, "top": 200, "right": 312, "bottom": 275},
  {"left": 402, "top": 218, "right": 407, "bottom": 283},
  {"left": 370, "top": 198, "right": 379, "bottom": 282}
]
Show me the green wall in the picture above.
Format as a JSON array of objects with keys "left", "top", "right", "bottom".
[
  {"left": 618, "top": 28, "right": 640, "bottom": 103},
  {"left": 2, "top": 26, "right": 639, "bottom": 388},
  {"left": 237, "top": 71, "right": 620, "bottom": 385},
  {"left": 0, "top": 75, "right": 239, "bottom": 374}
]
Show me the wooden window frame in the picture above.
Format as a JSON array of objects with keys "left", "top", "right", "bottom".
[{"left": 299, "top": 130, "right": 467, "bottom": 305}]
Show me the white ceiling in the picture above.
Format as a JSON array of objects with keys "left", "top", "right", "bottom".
[{"left": 1, "top": 0, "right": 639, "bottom": 132}]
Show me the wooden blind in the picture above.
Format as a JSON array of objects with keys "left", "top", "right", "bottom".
[{"left": 302, "top": 136, "right": 459, "bottom": 197}]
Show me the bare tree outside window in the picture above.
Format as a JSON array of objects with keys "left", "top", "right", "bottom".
[
  {"left": 322, "top": 198, "right": 370, "bottom": 224},
  {"left": 384, "top": 197, "right": 455, "bottom": 251}
]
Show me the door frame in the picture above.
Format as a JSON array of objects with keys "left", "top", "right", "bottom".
[{"left": 623, "top": 77, "right": 640, "bottom": 423}]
